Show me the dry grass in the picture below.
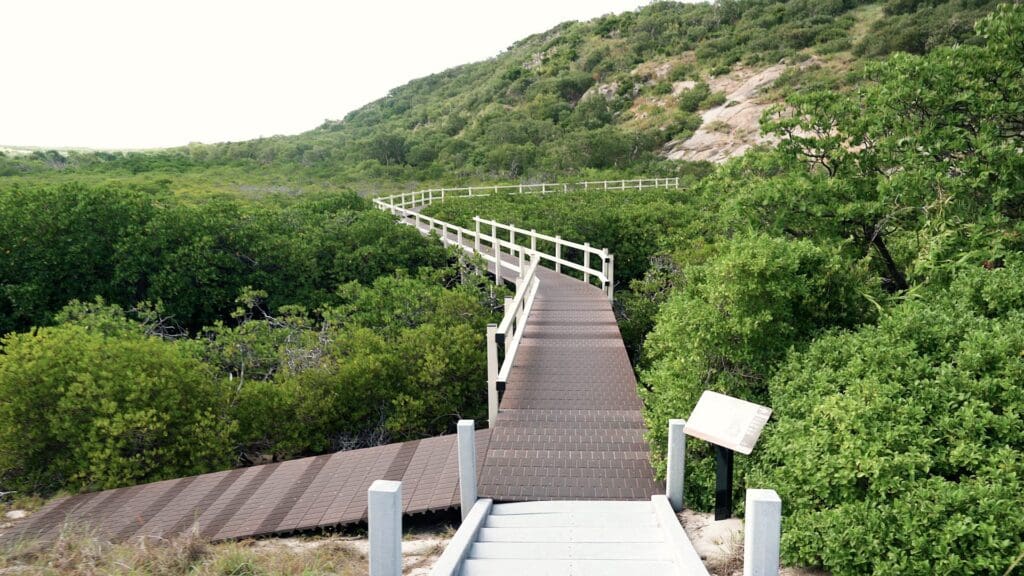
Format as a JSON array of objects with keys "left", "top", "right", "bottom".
[{"left": 0, "top": 525, "right": 368, "bottom": 576}]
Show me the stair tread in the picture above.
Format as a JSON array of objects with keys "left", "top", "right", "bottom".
[
  {"left": 484, "top": 512, "right": 658, "bottom": 528},
  {"left": 469, "top": 542, "right": 672, "bottom": 561},
  {"left": 460, "top": 558, "right": 680, "bottom": 576},
  {"left": 490, "top": 501, "right": 653, "bottom": 516},
  {"left": 477, "top": 526, "right": 664, "bottom": 543}
]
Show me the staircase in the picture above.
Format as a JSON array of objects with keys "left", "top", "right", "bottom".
[{"left": 432, "top": 497, "right": 709, "bottom": 576}]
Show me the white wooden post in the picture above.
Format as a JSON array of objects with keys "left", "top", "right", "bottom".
[
  {"left": 474, "top": 218, "right": 481, "bottom": 253},
  {"left": 667, "top": 419, "right": 686, "bottom": 512},
  {"left": 601, "top": 248, "right": 609, "bottom": 293},
  {"left": 504, "top": 296, "right": 514, "bottom": 340},
  {"left": 457, "top": 420, "right": 478, "bottom": 521},
  {"left": 555, "top": 236, "right": 562, "bottom": 273},
  {"left": 487, "top": 325, "right": 499, "bottom": 428},
  {"left": 368, "top": 480, "right": 402, "bottom": 576},
  {"left": 744, "top": 489, "right": 782, "bottom": 576},
  {"left": 457, "top": 228, "right": 463, "bottom": 250},
  {"left": 583, "top": 242, "right": 591, "bottom": 284},
  {"left": 515, "top": 249, "right": 525, "bottom": 290},
  {"left": 493, "top": 225, "right": 502, "bottom": 285},
  {"left": 509, "top": 225, "right": 516, "bottom": 250},
  {"left": 530, "top": 230, "right": 536, "bottom": 253},
  {"left": 607, "top": 253, "right": 615, "bottom": 300}
]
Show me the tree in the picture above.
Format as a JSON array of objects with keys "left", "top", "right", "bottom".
[{"left": 0, "top": 321, "right": 233, "bottom": 493}]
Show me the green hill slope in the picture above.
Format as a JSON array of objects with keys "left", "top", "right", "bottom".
[{"left": 0, "top": 0, "right": 1000, "bottom": 192}]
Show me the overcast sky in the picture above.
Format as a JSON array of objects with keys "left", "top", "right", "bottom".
[{"left": 1, "top": 0, "right": 655, "bottom": 150}]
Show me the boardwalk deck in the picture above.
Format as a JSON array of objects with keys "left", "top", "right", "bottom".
[
  {"left": 1, "top": 186, "right": 660, "bottom": 546},
  {"left": 479, "top": 268, "right": 660, "bottom": 501}
]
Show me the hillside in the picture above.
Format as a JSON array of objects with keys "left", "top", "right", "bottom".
[{"left": 0, "top": 0, "right": 1000, "bottom": 193}]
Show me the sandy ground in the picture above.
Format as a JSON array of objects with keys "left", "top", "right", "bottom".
[{"left": 4, "top": 505, "right": 830, "bottom": 575}]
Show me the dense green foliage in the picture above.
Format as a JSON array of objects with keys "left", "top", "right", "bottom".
[
  {"left": 0, "top": 315, "right": 233, "bottom": 492},
  {"left": 750, "top": 263, "right": 1024, "bottom": 574},
  {"left": 641, "top": 235, "right": 878, "bottom": 496},
  {"left": 0, "top": 263, "right": 500, "bottom": 493},
  {"left": 0, "top": 186, "right": 446, "bottom": 334}
]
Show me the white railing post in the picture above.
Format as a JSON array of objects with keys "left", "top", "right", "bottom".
[
  {"left": 555, "top": 236, "right": 562, "bottom": 273},
  {"left": 530, "top": 230, "right": 536, "bottom": 253},
  {"left": 604, "top": 181, "right": 608, "bottom": 190},
  {"left": 515, "top": 249, "right": 525, "bottom": 290},
  {"left": 493, "top": 223, "right": 502, "bottom": 285},
  {"left": 667, "top": 419, "right": 686, "bottom": 512},
  {"left": 607, "top": 253, "right": 615, "bottom": 300},
  {"left": 368, "top": 480, "right": 402, "bottom": 576},
  {"left": 504, "top": 296, "right": 514, "bottom": 340},
  {"left": 457, "top": 420, "right": 478, "bottom": 521},
  {"left": 487, "top": 325, "right": 498, "bottom": 427},
  {"left": 509, "top": 225, "right": 516, "bottom": 249},
  {"left": 457, "top": 228, "right": 463, "bottom": 250},
  {"left": 583, "top": 242, "right": 591, "bottom": 284},
  {"left": 744, "top": 489, "right": 782, "bottom": 576},
  {"left": 474, "top": 218, "right": 481, "bottom": 253}
]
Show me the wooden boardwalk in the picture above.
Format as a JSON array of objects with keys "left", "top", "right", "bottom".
[
  {"left": 1, "top": 181, "right": 661, "bottom": 546},
  {"left": 479, "top": 267, "right": 660, "bottom": 501}
]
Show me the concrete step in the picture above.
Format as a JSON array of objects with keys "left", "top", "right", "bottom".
[
  {"left": 490, "top": 500, "right": 653, "bottom": 516},
  {"left": 460, "top": 558, "right": 680, "bottom": 576},
  {"left": 469, "top": 542, "right": 672, "bottom": 561},
  {"left": 484, "top": 512, "right": 658, "bottom": 528},
  {"left": 476, "top": 527, "right": 665, "bottom": 543}
]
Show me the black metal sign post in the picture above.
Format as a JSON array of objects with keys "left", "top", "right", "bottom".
[{"left": 714, "top": 445, "right": 734, "bottom": 520}]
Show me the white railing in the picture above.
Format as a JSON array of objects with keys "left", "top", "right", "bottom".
[
  {"left": 377, "top": 177, "right": 679, "bottom": 211},
  {"left": 373, "top": 177, "right": 677, "bottom": 426}
]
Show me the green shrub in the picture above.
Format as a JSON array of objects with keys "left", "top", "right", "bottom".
[
  {"left": 640, "top": 234, "right": 877, "bottom": 508},
  {"left": 750, "top": 264, "right": 1024, "bottom": 575},
  {"left": 650, "top": 81, "right": 673, "bottom": 95},
  {"left": 0, "top": 323, "right": 233, "bottom": 493},
  {"left": 700, "top": 90, "right": 727, "bottom": 109},
  {"left": 667, "top": 62, "right": 695, "bottom": 82},
  {"left": 676, "top": 82, "right": 723, "bottom": 112}
]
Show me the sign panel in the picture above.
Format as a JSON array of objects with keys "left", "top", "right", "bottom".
[{"left": 683, "top": 390, "right": 772, "bottom": 455}]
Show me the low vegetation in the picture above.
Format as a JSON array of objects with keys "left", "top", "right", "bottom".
[{"left": 2, "top": 527, "right": 368, "bottom": 576}]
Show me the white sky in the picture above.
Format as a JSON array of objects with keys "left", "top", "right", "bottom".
[{"left": 0, "top": 0, "right": 653, "bottom": 150}]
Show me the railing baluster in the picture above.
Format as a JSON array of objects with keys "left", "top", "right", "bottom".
[{"left": 584, "top": 242, "right": 591, "bottom": 284}]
